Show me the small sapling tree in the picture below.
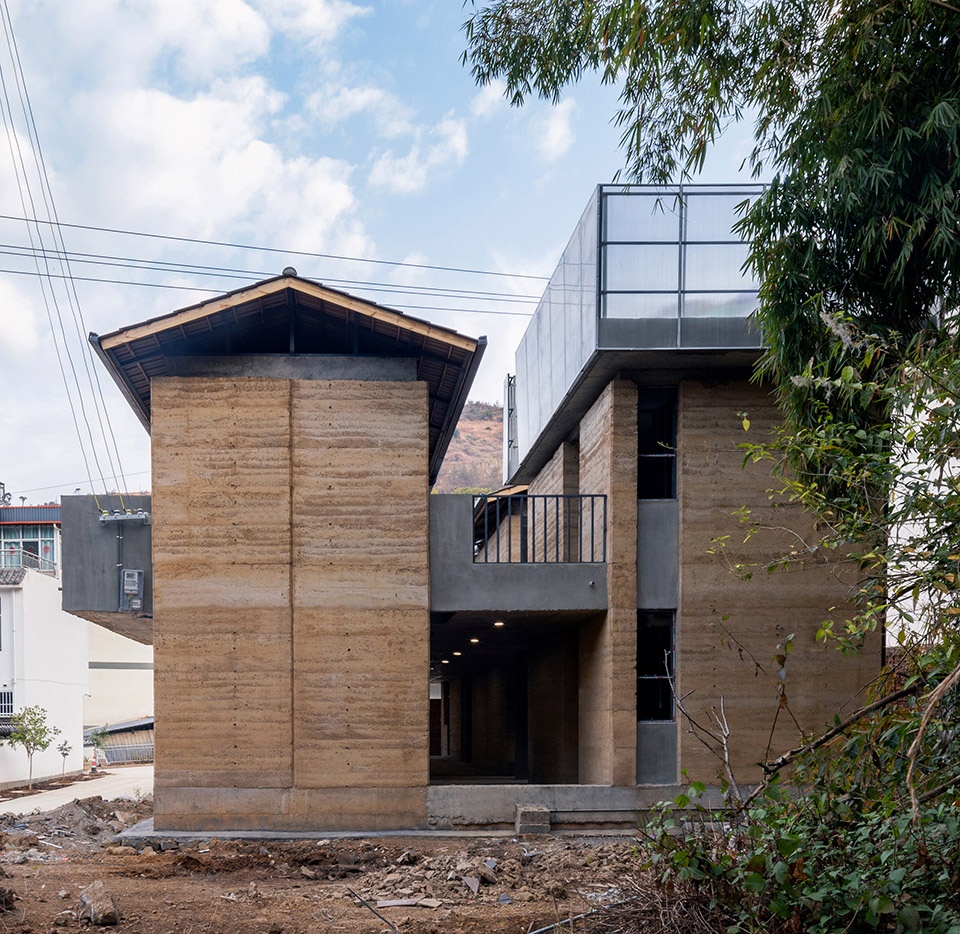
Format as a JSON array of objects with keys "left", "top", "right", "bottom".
[
  {"left": 8, "top": 706, "right": 60, "bottom": 789},
  {"left": 57, "top": 739, "right": 72, "bottom": 781}
]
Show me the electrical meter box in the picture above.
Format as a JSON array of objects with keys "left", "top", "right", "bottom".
[{"left": 119, "top": 568, "right": 144, "bottom": 613}]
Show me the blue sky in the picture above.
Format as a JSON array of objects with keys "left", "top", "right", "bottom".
[{"left": 0, "top": 0, "right": 755, "bottom": 502}]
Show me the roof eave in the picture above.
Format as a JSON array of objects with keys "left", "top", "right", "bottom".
[
  {"left": 429, "top": 335, "right": 486, "bottom": 487},
  {"left": 89, "top": 332, "right": 152, "bottom": 435}
]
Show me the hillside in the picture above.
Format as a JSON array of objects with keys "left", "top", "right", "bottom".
[{"left": 434, "top": 401, "right": 503, "bottom": 493}]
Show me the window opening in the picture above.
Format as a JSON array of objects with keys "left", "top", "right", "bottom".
[
  {"left": 637, "top": 390, "right": 677, "bottom": 498},
  {"left": 637, "top": 610, "right": 674, "bottom": 720}
]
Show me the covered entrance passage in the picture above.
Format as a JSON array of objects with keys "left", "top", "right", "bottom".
[{"left": 429, "top": 612, "right": 590, "bottom": 785}]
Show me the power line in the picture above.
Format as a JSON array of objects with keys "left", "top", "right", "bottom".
[
  {"left": 0, "top": 0, "right": 127, "bottom": 505},
  {"left": 0, "top": 266, "right": 538, "bottom": 317},
  {"left": 0, "top": 242, "right": 542, "bottom": 303},
  {"left": 0, "top": 211, "right": 551, "bottom": 282},
  {"left": 9, "top": 471, "right": 151, "bottom": 497}
]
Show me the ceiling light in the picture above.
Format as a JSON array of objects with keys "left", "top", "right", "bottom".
[
  {"left": 493, "top": 621, "right": 505, "bottom": 627},
  {"left": 470, "top": 637, "right": 479, "bottom": 644}
]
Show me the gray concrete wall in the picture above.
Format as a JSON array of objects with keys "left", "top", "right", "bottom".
[
  {"left": 637, "top": 721, "right": 679, "bottom": 784},
  {"left": 61, "top": 495, "right": 153, "bottom": 643},
  {"left": 637, "top": 500, "right": 678, "bottom": 608},
  {"left": 430, "top": 495, "right": 606, "bottom": 613},
  {"left": 427, "top": 782, "right": 726, "bottom": 829}
]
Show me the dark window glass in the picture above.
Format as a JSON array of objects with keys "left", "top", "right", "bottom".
[
  {"left": 637, "top": 610, "right": 674, "bottom": 721},
  {"left": 637, "top": 390, "right": 676, "bottom": 499}
]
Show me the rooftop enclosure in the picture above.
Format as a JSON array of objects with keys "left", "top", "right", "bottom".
[
  {"left": 0, "top": 505, "right": 61, "bottom": 574},
  {"left": 507, "top": 184, "right": 764, "bottom": 481}
]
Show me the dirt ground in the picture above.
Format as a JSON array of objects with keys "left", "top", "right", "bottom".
[{"left": 0, "top": 789, "right": 643, "bottom": 933}]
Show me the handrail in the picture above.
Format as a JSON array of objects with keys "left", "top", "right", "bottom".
[
  {"left": 473, "top": 493, "right": 607, "bottom": 564},
  {"left": 1, "top": 545, "right": 57, "bottom": 574}
]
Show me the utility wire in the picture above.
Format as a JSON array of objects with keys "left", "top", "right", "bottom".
[
  {"left": 0, "top": 266, "right": 539, "bottom": 317},
  {"left": 0, "top": 211, "right": 551, "bottom": 282},
  {"left": 0, "top": 0, "right": 128, "bottom": 506},
  {"left": 0, "top": 242, "right": 542, "bottom": 303},
  {"left": 0, "top": 7, "right": 105, "bottom": 508}
]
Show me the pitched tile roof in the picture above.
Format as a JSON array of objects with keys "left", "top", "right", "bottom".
[{"left": 0, "top": 568, "right": 26, "bottom": 586}]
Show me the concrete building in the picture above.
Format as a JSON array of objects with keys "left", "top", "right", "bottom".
[
  {"left": 63, "top": 186, "right": 882, "bottom": 831},
  {"left": 0, "top": 506, "right": 86, "bottom": 785},
  {"left": 428, "top": 184, "right": 881, "bottom": 826}
]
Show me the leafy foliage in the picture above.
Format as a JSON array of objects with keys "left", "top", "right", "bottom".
[
  {"left": 7, "top": 705, "right": 60, "bottom": 789},
  {"left": 463, "top": 0, "right": 960, "bottom": 407},
  {"left": 640, "top": 643, "right": 960, "bottom": 933},
  {"left": 464, "top": 2, "right": 960, "bottom": 926}
]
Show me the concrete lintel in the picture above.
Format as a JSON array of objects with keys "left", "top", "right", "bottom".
[{"left": 164, "top": 355, "right": 418, "bottom": 381}]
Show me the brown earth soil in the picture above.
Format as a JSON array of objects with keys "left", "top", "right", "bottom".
[
  {"left": 0, "top": 794, "right": 642, "bottom": 933},
  {"left": 0, "top": 771, "right": 109, "bottom": 803}
]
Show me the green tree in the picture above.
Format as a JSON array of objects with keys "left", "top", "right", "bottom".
[
  {"left": 8, "top": 706, "right": 60, "bottom": 789},
  {"left": 463, "top": 0, "right": 960, "bottom": 397},
  {"left": 463, "top": 0, "right": 960, "bottom": 654},
  {"left": 465, "top": 3, "right": 960, "bottom": 925},
  {"left": 57, "top": 739, "right": 72, "bottom": 781}
]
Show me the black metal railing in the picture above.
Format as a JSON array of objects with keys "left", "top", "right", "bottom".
[{"left": 473, "top": 493, "right": 607, "bottom": 564}]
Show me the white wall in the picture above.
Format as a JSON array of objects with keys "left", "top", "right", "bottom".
[
  {"left": 84, "top": 624, "right": 153, "bottom": 728},
  {"left": 0, "top": 570, "right": 87, "bottom": 786}
]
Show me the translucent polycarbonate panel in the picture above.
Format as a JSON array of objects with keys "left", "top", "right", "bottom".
[
  {"left": 514, "top": 188, "right": 598, "bottom": 461},
  {"left": 685, "top": 243, "right": 756, "bottom": 292},
  {"left": 604, "top": 292, "right": 680, "bottom": 319},
  {"left": 682, "top": 292, "right": 759, "bottom": 318},
  {"left": 514, "top": 184, "right": 764, "bottom": 468},
  {"left": 683, "top": 191, "right": 753, "bottom": 242},
  {"left": 605, "top": 243, "right": 679, "bottom": 292},
  {"left": 604, "top": 193, "right": 681, "bottom": 242}
]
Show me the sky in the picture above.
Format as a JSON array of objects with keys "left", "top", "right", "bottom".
[{"left": 0, "top": 0, "right": 756, "bottom": 503}]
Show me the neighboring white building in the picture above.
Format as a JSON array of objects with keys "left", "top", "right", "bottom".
[
  {"left": 0, "top": 565, "right": 86, "bottom": 785},
  {"left": 85, "top": 624, "right": 154, "bottom": 729},
  {"left": 0, "top": 502, "right": 153, "bottom": 779}
]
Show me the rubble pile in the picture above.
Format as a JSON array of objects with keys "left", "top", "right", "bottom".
[
  {"left": 0, "top": 795, "right": 646, "bottom": 933},
  {"left": 0, "top": 794, "right": 153, "bottom": 862},
  {"left": 109, "top": 836, "right": 637, "bottom": 913}
]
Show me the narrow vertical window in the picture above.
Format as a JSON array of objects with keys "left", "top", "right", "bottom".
[
  {"left": 637, "top": 390, "right": 677, "bottom": 499},
  {"left": 637, "top": 610, "right": 674, "bottom": 721}
]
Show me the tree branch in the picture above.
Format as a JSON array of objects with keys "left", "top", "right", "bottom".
[{"left": 740, "top": 681, "right": 922, "bottom": 808}]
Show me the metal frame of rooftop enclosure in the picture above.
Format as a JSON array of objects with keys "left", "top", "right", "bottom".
[{"left": 506, "top": 184, "right": 765, "bottom": 480}]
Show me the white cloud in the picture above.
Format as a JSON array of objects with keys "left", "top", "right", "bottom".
[
  {"left": 250, "top": 0, "right": 370, "bottom": 44},
  {"left": 34, "top": 0, "right": 271, "bottom": 87},
  {"left": 368, "top": 117, "right": 468, "bottom": 194},
  {"left": 537, "top": 99, "right": 577, "bottom": 162},
  {"left": 0, "top": 278, "right": 40, "bottom": 354},
  {"left": 306, "top": 84, "right": 414, "bottom": 138},
  {"left": 470, "top": 80, "right": 508, "bottom": 120}
]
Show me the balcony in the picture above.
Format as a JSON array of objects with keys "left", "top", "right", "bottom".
[
  {"left": 473, "top": 493, "right": 606, "bottom": 564},
  {"left": 1, "top": 545, "right": 56, "bottom": 575},
  {"left": 430, "top": 494, "right": 607, "bottom": 615}
]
